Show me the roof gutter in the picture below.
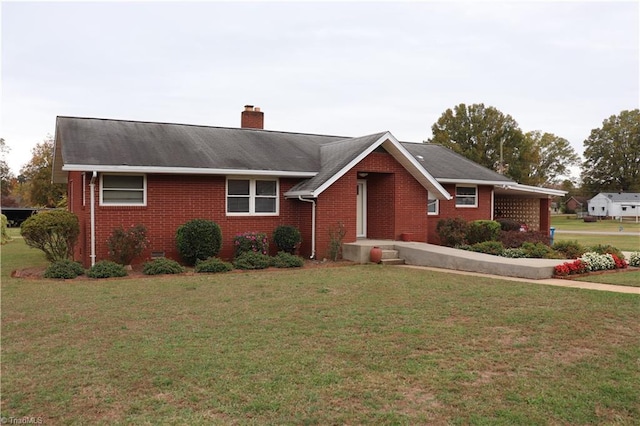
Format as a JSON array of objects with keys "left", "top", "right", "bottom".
[{"left": 298, "top": 196, "right": 316, "bottom": 259}]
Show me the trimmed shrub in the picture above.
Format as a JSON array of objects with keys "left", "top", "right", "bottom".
[
  {"left": 87, "top": 260, "right": 127, "bottom": 278},
  {"left": 143, "top": 258, "right": 185, "bottom": 275},
  {"left": 466, "top": 220, "right": 501, "bottom": 245},
  {"left": 233, "top": 251, "right": 271, "bottom": 270},
  {"left": 21, "top": 210, "right": 79, "bottom": 262},
  {"left": 176, "top": 219, "right": 222, "bottom": 266},
  {"left": 195, "top": 257, "right": 233, "bottom": 273},
  {"left": 496, "top": 218, "right": 521, "bottom": 232},
  {"left": 271, "top": 251, "right": 305, "bottom": 268},
  {"left": 629, "top": 252, "right": 640, "bottom": 267},
  {"left": 44, "top": 259, "right": 85, "bottom": 279},
  {"left": 273, "top": 225, "right": 302, "bottom": 254},
  {"left": 233, "top": 231, "right": 269, "bottom": 257},
  {"left": 553, "top": 240, "right": 586, "bottom": 259},
  {"left": 436, "top": 217, "right": 468, "bottom": 247},
  {"left": 521, "top": 242, "right": 556, "bottom": 259},
  {"left": 468, "top": 241, "right": 505, "bottom": 256},
  {"left": 108, "top": 224, "right": 149, "bottom": 265},
  {"left": 588, "top": 244, "right": 625, "bottom": 260}
]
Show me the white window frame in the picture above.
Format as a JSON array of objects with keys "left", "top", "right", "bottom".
[
  {"left": 100, "top": 174, "right": 147, "bottom": 206},
  {"left": 455, "top": 185, "right": 478, "bottom": 208},
  {"left": 226, "top": 177, "right": 279, "bottom": 216},
  {"left": 427, "top": 191, "right": 439, "bottom": 215}
]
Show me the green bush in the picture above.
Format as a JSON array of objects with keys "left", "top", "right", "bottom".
[
  {"left": 521, "top": 242, "right": 556, "bottom": 259},
  {"left": 436, "top": 217, "right": 468, "bottom": 247},
  {"left": 271, "top": 251, "right": 305, "bottom": 268},
  {"left": 87, "top": 260, "right": 127, "bottom": 278},
  {"left": 553, "top": 240, "right": 586, "bottom": 259},
  {"left": 466, "top": 220, "right": 501, "bottom": 245},
  {"left": 143, "top": 258, "right": 185, "bottom": 275},
  {"left": 233, "top": 231, "right": 269, "bottom": 257},
  {"left": 233, "top": 251, "right": 271, "bottom": 270},
  {"left": 588, "top": 244, "right": 625, "bottom": 260},
  {"left": 108, "top": 224, "right": 149, "bottom": 265},
  {"left": 1, "top": 214, "right": 11, "bottom": 245},
  {"left": 176, "top": 219, "right": 222, "bottom": 266},
  {"left": 469, "top": 241, "right": 505, "bottom": 256},
  {"left": 44, "top": 259, "right": 85, "bottom": 279},
  {"left": 629, "top": 252, "right": 640, "bottom": 267},
  {"left": 194, "top": 257, "right": 233, "bottom": 273},
  {"left": 21, "top": 210, "right": 79, "bottom": 262},
  {"left": 273, "top": 225, "right": 302, "bottom": 254}
]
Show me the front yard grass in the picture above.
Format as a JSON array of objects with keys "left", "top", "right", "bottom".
[
  {"left": 1, "top": 237, "right": 639, "bottom": 424},
  {"left": 573, "top": 270, "right": 640, "bottom": 287}
]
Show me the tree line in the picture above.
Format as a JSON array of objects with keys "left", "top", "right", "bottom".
[{"left": 1, "top": 106, "right": 638, "bottom": 208}]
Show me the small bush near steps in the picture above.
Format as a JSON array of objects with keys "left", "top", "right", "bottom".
[
  {"left": 271, "top": 251, "right": 305, "bottom": 268},
  {"left": 143, "top": 258, "right": 185, "bottom": 275},
  {"left": 195, "top": 257, "right": 233, "bottom": 273},
  {"left": 233, "top": 252, "right": 271, "bottom": 270},
  {"left": 44, "top": 259, "right": 85, "bottom": 279},
  {"left": 87, "top": 260, "right": 127, "bottom": 278}
]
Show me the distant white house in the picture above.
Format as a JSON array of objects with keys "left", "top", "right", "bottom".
[{"left": 588, "top": 192, "right": 640, "bottom": 221}]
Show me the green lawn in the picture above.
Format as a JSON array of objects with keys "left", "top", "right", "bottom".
[
  {"left": 1, "top": 237, "right": 639, "bottom": 424},
  {"left": 573, "top": 270, "right": 640, "bottom": 287},
  {"left": 551, "top": 216, "right": 640, "bottom": 252},
  {"left": 551, "top": 215, "right": 640, "bottom": 232}
]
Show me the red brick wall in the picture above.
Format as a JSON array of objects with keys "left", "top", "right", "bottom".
[
  {"left": 71, "top": 174, "right": 309, "bottom": 266},
  {"left": 426, "top": 184, "right": 494, "bottom": 244}
]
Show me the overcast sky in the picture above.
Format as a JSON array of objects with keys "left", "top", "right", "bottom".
[{"left": 2, "top": 1, "right": 638, "bottom": 176}]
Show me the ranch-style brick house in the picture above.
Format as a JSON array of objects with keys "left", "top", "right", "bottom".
[{"left": 52, "top": 106, "right": 565, "bottom": 267}]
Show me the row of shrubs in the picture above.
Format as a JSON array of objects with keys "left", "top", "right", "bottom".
[
  {"left": 436, "top": 217, "right": 549, "bottom": 249},
  {"left": 44, "top": 251, "right": 306, "bottom": 279},
  {"left": 19, "top": 211, "right": 303, "bottom": 265}
]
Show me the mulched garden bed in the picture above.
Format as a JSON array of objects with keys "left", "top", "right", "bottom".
[{"left": 10, "top": 259, "right": 356, "bottom": 280}]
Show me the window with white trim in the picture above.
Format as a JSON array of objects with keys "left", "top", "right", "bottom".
[
  {"left": 227, "top": 178, "right": 278, "bottom": 215},
  {"left": 455, "top": 185, "right": 477, "bottom": 207},
  {"left": 427, "top": 191, "right": 439, "bottom": 215},
  {"left": 100, "top": 174, "right": 146, "bottom": 206}
]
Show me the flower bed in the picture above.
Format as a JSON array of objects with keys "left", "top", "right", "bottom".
[{"left": 554, "top": 252, "right": 629, "bottom": 277}]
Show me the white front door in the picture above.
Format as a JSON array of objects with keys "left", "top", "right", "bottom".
[{"left": 356, "top": 180, "right": 367, "bottom": 238}]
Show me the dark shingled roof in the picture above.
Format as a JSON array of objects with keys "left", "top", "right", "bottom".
[
  {"left": 53, "top": 117, "right": 514, "bottom": 192},
  {"left": 55, "top": 116, "right": 344, "bottom": 172},
  {"left": 401, "top": 143, "right": 513, "bottom": 183}
]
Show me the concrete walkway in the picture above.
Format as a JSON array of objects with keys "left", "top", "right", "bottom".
[
  {"left": 343, "top": 240, "right": 639, "bottom": 294},
  {"left": 399, "top": 264, "right": 640, "bottom": 295}
]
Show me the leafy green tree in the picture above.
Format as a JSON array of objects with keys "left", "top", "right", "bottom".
[
  {"left": 524, "top": 131, "right": 580, "bottom": 186},
  {"left": 1, "top": 138, "right": 15, "bottom": 199},
  {"left": 19, "top": 135, "right": 65, "bottom": 207},
  {"left": 428, "top": 103, "right": 535, "bottom": 183},
  {"left": 581, "top": 109, "right": 640, "bottom": 194}
]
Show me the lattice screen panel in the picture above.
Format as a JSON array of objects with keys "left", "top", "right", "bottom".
[{"left": 495, "top": 197, "right": 540, "bottom": 230}]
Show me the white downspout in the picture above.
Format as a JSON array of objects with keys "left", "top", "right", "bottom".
[
  {"left": 89, "top": 171, "right": 97, "bottom": 266},
  {"left": 298, "top": 196, "right": 316, "bottom": 259}
]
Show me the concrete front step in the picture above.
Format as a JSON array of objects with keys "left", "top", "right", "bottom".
[
  {"left": 381, "top": 258, "right": 405, "bottom": 265},
  {"left": 380, "top": 249, "right": 404, "bottom": 265}
]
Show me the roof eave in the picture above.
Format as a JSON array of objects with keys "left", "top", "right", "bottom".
[{"left": 61, "top": 164, "right": 318, "bottom": 178}]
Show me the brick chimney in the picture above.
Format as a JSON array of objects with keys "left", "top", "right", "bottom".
[{"left": 241, "top": 105, "right": 264, "bottom": 129}]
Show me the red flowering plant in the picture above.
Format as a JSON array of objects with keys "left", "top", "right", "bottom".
[
  {"left": 554, "top": 259, "right": 588, "bottom": 277},
  {"left": 611, "top": 254, "right": 628, "bottom": 269},
  {"left": 233, "top": 231, "right": 269, "bottom": 257}
]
